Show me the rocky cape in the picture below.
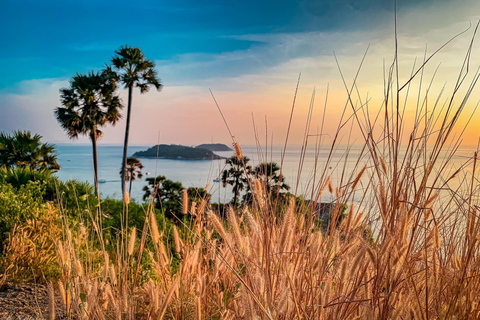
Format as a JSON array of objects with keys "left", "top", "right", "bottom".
[{"left": 133, "top": 144, "right": 225, "bottom": 160}]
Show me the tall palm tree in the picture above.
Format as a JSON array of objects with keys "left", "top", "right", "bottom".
[
  {"left": 0, "top": 130, "right": 60, "bottom": 172},
  {"left": 120, "top": 157, "right": 144, "bottom": 195},
  {"left": 221, "top": 156, "right": 251, "bottom": 207},
  {"left": 55, "top": 70, "right": 123, "bottom": 198},
  {"left": 111, "top": 45, "right": 162, "bottom": 199}
]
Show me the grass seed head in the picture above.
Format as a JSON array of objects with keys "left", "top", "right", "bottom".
[
  {"left": 128, "top": 227, "right": 136, "bottom": 256},
  {"left": 182, "top": 189, "right": 188, "bottom": 215}
]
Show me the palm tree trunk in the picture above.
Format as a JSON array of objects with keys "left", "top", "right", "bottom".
[
  {"left": 129, "top": 175, "right": 133, "bottom": 195},
  {"left": 91, "top": 132, "right": 100, "bottom": 200},
  {"left": 233, "top": 176, "right": 238, "bottom": 206},
  {"left": 121, "top": 85, "right": 134, "bottom": 199}
]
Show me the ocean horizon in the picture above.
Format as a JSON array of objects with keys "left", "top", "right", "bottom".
[{"left": 54, "top": 143, "right": 478, "bottom": 204}]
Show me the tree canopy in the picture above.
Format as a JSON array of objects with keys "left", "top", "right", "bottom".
[
  {"left": 221, "top": 156, "right": 251, "bottom": 206},
  {"left": 0, "top": 130, "right": 60, "bottom": 172}
]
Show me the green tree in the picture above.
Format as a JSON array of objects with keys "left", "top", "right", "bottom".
[
  {"left": 221, "top": 156, "right": 251, "bottom": 207},
  {"left": 187, "top": 187, "right": 211, "bottom": 204},
  {"left": 143, "top": 175, "right": 183, "bottom": 219},
  {"left": 54, "top": 70, "right": 123, "bottom": 198},
  {"left": 253, "top": 162, "right": 290, "bottom": 195},
  {"left": 111, "top": 46, "right": 162, "bottom": 199},
  {"left": 120, "top": 157, "right": 144, "bottom": 195},
  {"left": 0, "top": 130, "right": 60, "bottom": 172}
]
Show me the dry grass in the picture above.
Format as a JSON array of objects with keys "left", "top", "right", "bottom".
[{"left": 47, "top": 155, "right": 480, "bottom": 319}]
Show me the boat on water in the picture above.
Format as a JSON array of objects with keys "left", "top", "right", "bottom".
[
  {"left": 213, "top": 178, "right": 220, "bottom": 183},
  {"left": 99, "top": 179, "right": 107, "bottom": 183}
]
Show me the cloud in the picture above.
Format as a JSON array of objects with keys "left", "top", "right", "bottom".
[{"left": 2, "top": 0, "right": 480, "bottom": 146}]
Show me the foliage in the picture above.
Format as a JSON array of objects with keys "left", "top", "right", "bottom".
[
  {"left": 187, "top": 187, "right": 211, "bottom": 204},
  {"left": 0, "top": 166, "right": 96, "bottom": 217},
  {"left": 0, "top": 205, "right": 62, "bottom": 284},
  {"left": 252, "top": 162, "right": 289, "bottom": 194},
  {"left": 102, "top": 198, "right": 151, "bottom": 237},
  {"left": 143, "top": 175, "right": 184, "bottom": 219},
  {"left": 196, "top": 143, "right": 233, "bottom": 151},
  {"left": 221, "top": 156, "right": 251, "bottom": 206},
  {"left": 121, "top": 157, "right": 144, "bottom": 194},
  {"left": 0, "top": 180, "right": 46, "bottom": 251},
  {"left": 111, "top": 45, "right": 162, "bottom": 198},
  {"left": 0, "top": 130, "right": 60, "bottom": 172},
  {"left": 133, "top": 144, "right": 223, "bottom": 160},
  {"left": 111, "top": 45, "right": 162, "bottom": 92},
  {"left": 55, "top": 179, "right": 97, "bottom": 216},
  {"left": 55, "top": 69, "right": 123, "bottom": 196},
  {"left": 55, "top": 70, "right": 122, "bottom": 141},
  {"left": 241, "top": 161, "right": 290, "bottom": 205},
  {"left": 0, "top": 166, "right": 54, "bottom": 190}
]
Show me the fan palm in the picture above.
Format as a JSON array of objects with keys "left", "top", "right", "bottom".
[
  {"left": 0, "top": 130, "right": 60, "bottom": 172},
  {"left": 120, "top": 157, "right": 144, "bottom": 195},
  {"left": 253, "top": 162, "right": 290, "bottom": 195},
  {"left": 221, "top": 156, "right": 251, "bottom": 207},
  {"left": 54, "top": 70, "right": 123, "bottom": 198},
  {"left": 143, "top": 175, "right": 183, "bottom": 219},
  {"left": 111, "top": 45, "right": 162, "bottom": 199}
]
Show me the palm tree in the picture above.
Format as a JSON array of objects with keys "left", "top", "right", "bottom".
[
  {"left": 120, "top": 157, "right": 144, "bottom": 195},
  {"left": 143, "top": 175, "right": 183, "bottom": 219},
  {"left": 221, "top": 156, "right": 251, "bottom": 206},
  {"left": 0, "top": 130, "right": 60, "bottom": 172},
  {"left": 253, "top": 162, "right": 290, "bottom": 195},
  {"left": 55, "top": 70, "right": 123, "bottom": 198},
  {"left": 111, "top": 45, "right": 162, "bottom": 199}
]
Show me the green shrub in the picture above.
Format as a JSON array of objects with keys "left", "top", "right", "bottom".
[{"left": 0, "top": 180, "right": 46, "bottom": 250}]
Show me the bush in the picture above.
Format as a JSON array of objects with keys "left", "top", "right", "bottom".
[{"left": 0, "top": 180, "right": 46, "bottom": 250}]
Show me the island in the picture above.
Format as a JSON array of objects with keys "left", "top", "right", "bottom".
[
  {"left": 133, "top": 144, "right": 225, "bottom": 160},
  {"left": 196, "top": 143, "right": 233, "bottom": 152}
]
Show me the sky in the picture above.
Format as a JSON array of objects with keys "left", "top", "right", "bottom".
[{"left": 1, "top": 0, "right": 480, "bottom": 147}]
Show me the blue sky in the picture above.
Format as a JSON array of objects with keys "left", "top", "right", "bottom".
[
  {"left": 1, "top": 0, "right": 480, "bottom": 145},
  {"left": 0, "top": 0, "right": 423, "bottom": 90}
]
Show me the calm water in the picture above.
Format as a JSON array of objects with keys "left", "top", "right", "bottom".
[{"left": 55, "top": 144, "right": 478, "bottom": 203}]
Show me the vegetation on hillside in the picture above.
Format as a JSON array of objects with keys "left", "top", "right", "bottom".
[
  {"left": 196, "top": 143, "right": 233, "bottom": 151},
  {"left": 133, "top": 144, "right": 224, "bottom": 160}
]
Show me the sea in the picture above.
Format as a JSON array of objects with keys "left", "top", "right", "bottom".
[{"left": 55, "top": 144, "right": 478, "bottom": 204}]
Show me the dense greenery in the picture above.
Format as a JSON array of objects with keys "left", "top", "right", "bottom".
[
  {"left": 221, "top": 156, "right": 290, "bottom": 206},
  {"left": 0, "top": 180, "right": 46, "bottom": 250},
  {"left": 133, "top": 144, "right": 224, "bottom": 160},
  {"left": 0, "top": 130, "right": 60, "bottom": 172},
  {"left": 251, "top": 162, "right": 290, "bottom": 194},
  {"left": 142, "top": 175, "right": 184, "bottom": 220}
]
